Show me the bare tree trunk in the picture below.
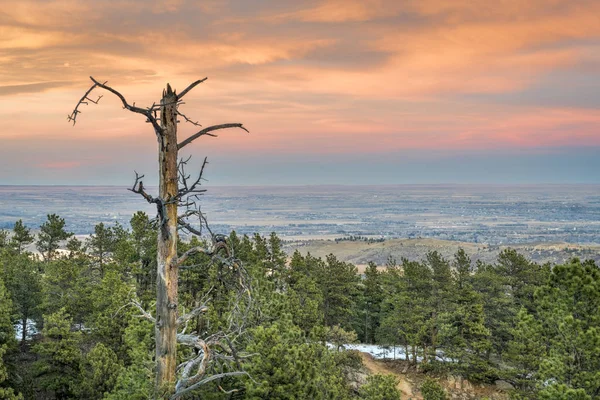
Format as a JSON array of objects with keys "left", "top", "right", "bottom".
[
  {"left": 69, "top": 77, "right": 248, "bottom": 398},
  {"left": 156, "top": 85, "right": 180, "bottom": 392}
]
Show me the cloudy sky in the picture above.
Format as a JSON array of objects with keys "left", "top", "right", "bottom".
[{"left": 1, "top": 0, "right": 599, "bottom": 185}]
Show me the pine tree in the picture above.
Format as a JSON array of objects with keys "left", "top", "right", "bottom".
[
  {"left": 77, "top": 343, "right": 121, "bottom": 400},
  {"left": 426, "top": 251, "right": 452, "bottom": 361},
  {"left": 1, "top": 253, "right": 42, "bottom": 346},
  {"left": 87, "top": 222, "right": 116, "bottom": 278},
  {"left": 33, "top": 309, "right": 82, "bottom": 399},
  {"left": 243, "top": 319, "right": 350, "bottom": 400},
  {"left": 359, "top": 374, "right": 401, "bottom": 400},
  {"left": 42, "top": 257, "right": 92, "bottom": 326},
  {"left": 36, "top": 214, "right": 73, "bottom": 262},
  {"left": 0, "top": 277, "right": 21, "bottom": 399},
  {"left": 440, "top": 249, "right": 491, "bottom": 381},
  {"left": 0, "top": 232, "right": 7, "bottom": 250},
  {"left": 472, "top": 261, "right": 515, "bottom": 358},
  {"left": 420, "top": 377, "right": 448, "bottom": 400},
  {"left": 361, "top": 262, "right": 383, "bottom": 344},
  {"left": 10, "top": 220, "right": 33, "bottom": 255},
  {"left": 318, "top": 254, "right": 359, "bottom": 329},
  {"left": 534, "top": 259, "right": 600, "bottom": 397}
]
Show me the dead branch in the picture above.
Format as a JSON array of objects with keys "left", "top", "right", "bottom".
[
  {"left": 171, "top": 371, "right": 249, "bottom": 400},
  {"left": 177, "top": 110, "right": 201, "bottom": 126},
  {"left": 174, "top": 331, "right": 250, "bottom": 398},
  {"left": 128, "top": 172, "right": 168, "bottom": 227},
  {"left": 178, "top": 123, "right": 249, "bottom": 150},
  {"left": 128, "top": 172, "right": 157, "bottom": 204},
  {"left": 177, "top": 303, "right": 209, "bottom": 326},
  {"left": 177, "top": 77, "right": 208, "bottom": 100},
  {"left": 175, "top": 338, "right": 210, "bottom": 393},
  {"left": 67, "top": 82, "right": 103, "bottom": 125},
  {"left": 68, "top": 77, "right": 162, "bottom": 135},
  {"left": 177, "top": 157, "right": 208, "bottom": 199},
  {"left": 131, "top": 299, "right": 156, "bottom": 323},
  {"left": 176, "top": 240, "right": 228, "bottom": 267}
]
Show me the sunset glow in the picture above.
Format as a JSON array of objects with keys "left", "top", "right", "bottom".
[{"left": 1, "top": 0, "right": 599, "bottom": 184}]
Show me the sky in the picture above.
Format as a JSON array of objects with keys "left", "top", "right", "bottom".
[{"left": 1, "top": 0, "right": 599, "bottom": 185}]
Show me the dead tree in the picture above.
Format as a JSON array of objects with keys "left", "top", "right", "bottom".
[{"left": 69, "top": 77, "right": 250, "bottom": 398}]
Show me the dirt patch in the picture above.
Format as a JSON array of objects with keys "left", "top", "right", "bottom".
[
  {"left": 358, "top": 352, "right": 509, "bottom": 400},
  {"left": 359, "top": 352, "right": 420, "bottom": 399}
]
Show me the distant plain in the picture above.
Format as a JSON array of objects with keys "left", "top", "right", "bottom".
[{"left": 2, "top": 185, "right": 599, "bottom": 256}]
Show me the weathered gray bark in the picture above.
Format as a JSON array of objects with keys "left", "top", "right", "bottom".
[
  {"left": 69, "top": 77, "right": 248, "bottom": 399},
  {"left": 156, "top": 84, "right": 180, "bottom": 391}
]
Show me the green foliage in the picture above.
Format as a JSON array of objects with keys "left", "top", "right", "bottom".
[
  {"left": 10, "top": 220, "right": 33, "bottom": 254},
  {"left": 440, "top": 250, "right": 492, "bottom": 381},
  {"left": 535, "top": 259, "right": 600, "bottom": 396},
  {"left": 105, "top": 316, "right": 154, "bottom": 400},
  {"left": 420, "top": 377, "right": 448, "bottom": 400},
  {"left": 42, "top": 257, "right": 92, "bottom": 324},
  {"left": 33, "top": 309, "right": 82, "bottom": 399},
  {"left": 538, "top": 384, "right": 591, "bottom": 400},
  {"left": 77, "top": 343, "right": 121, "bottom": 399},
  {"left": 286, "top": 251, "right": 324, "bottom": 332},
  {"left": 86, "top": 222, "right": 117, "bottom": 278},
  {"left": 320, "top": 254, "right": 359, "bottom": 329},
  {"left": 0, "top": 232, "right": 7, "bottom": 250},
  {"left": 359, "top": 374, "right": 401, "bottom": 400},
  {"left": 244, "top": 319, "right": 351, "bottom": 400},
  {"left": 87, "top": 270, "right": 136, "bottom": 355},
  {"left": 360, "top": 262, "right": 383, "bottom": 344},
  {"left": 0, "top": 252, "right": 42, "bottom": 344},
  {"left": 2, "top": 213, "right": 596, "bottom": 400},
  {"left": 0, "top": 277, "right": 21, "bottom": 399},
  {"left": 36, "top": 214, "right": 73, "bottom": 261}
]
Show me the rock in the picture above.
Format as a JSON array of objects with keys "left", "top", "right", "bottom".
[
  {"left": 455, "top": 375, "right": 463, "bottom": 389},
  {"left": 495, "top": 380, "right": 515, "bottom": 391},
  {"left": 447, "top": 374, "right": 456, "bottom": 387},
  {"left": 401, "top": 365, "right": 408, "bottom": 374},
  {"left": 462, "top": 379, "right": 473, "bottom": 391}
]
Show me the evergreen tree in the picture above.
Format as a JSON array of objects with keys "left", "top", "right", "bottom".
[
  {"left": 286, "top": 251, "right": 324, "bottom": 332},
  {"left": 129, "top": 212, "right": 157, "bottom": 303},
  {"left": 472, "top": 261, "right": 514, "bottom": 358},
  {"left": 267, "top": 232, "right": 287, "bottom": 289},
  {"left": 243, "top": 319, "right": 350, "bottom": 400},
  {"left": 10, "top": 220, "right": 33, "bottom": 255},
  {"left": 1, "top": 253, "right": 42, "bottom": 346},
  {"left": 534, "top": 259, "right": 600, "bottom": 398},
  {"left": 42, "top": 257, "right": 92, "bottom": 326},
  {"left": 0, "top": 277, "right": 21, "bottom": 399},
  {"left": 359, "top": 374, "right": 401, "bottom": 400},
  {"left": 360, "top": 262, "right": 383, "bottom": 344},
  {"left": 36, "top": 214, "right": 73, "bottom": 262},
  {"left": 104, "top": 316, "right": 154, "bottom": 400},
  {"left": 420, "top": 377, "right": 448, "bottom": 400},
  {"left": 0, "top": 232, "right": 7, "bottom": 250},
  {"left": 86, "top": 222, "right": 116, "bottom": 278},
  {"left": 33, "top": 309, "right": 82, "bottom": 399},
  {"left": 77, "top": 343, "right": 121, "bottom": 400},
  {"left": 440, "top": 249, "right": 491, "bottom": 381},
  {"left": 504, "top": 308, "right": 546, "bottom": 394},
  {"left": 318, "top": 254, "right": 359, "bottom": 329},
  {"left": 426, "top": 251, "right": 452, "bottom": 361}
]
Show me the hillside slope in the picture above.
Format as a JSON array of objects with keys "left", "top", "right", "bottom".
[{"left": 285, "top": 238, "right": 600, "bottom": 269}]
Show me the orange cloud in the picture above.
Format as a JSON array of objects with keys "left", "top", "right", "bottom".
[{"left": 0, "top": 0, "right": 598, "bottom": 174}]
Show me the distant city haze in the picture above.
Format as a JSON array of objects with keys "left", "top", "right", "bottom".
[
  {"left": 2, "top": 184, "right": 599, "bottom": 245},
  {"left": 2, "top": 0, "right": 600, "bottom": 185}
]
